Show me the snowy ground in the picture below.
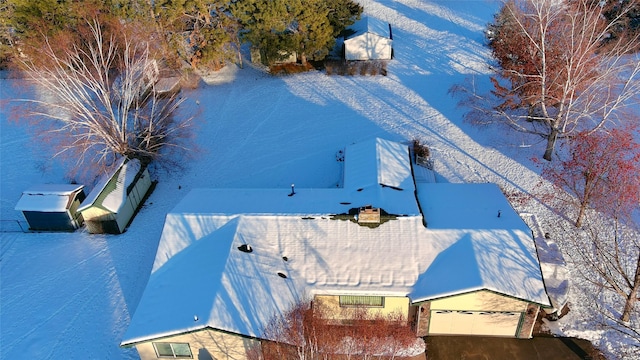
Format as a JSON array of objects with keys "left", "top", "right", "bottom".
[{"left": 0, "top": 0, "right": 634, "bottom": 359}]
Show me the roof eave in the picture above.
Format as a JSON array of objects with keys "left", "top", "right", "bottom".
[
  {"left": 411, "top": 287, "right": 551, "bottom": 307},
  {"left": 120, "top": 324, "right": 210, "bottom": 348}
]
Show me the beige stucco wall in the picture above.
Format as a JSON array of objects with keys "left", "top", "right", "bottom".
[
  {"left": 80, "top": 206, "right": 111, "bottom": 220},
  {"left": 314, "top": 295, "right": 409, "bottom": 321},
  {"left": 134, "top": 328, "right": 258, "bottom": 360},
  {"left": 429, "top": 290, "right": 529, "bottom": 312}
]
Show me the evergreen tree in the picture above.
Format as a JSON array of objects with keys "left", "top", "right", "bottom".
[
  {"left": 325, "top": 0, "right": 363, "bottom": 36},
  {"left": 154, "top": 0, "right": 240, "bottom": 70},
  {"left": 232, "top": 0, "right": 361, "bottom": 66},
  {"left": 0, "top": 0, "right": 14, "bottom": 67}
]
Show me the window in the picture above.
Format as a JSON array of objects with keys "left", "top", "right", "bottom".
[
  {"left": 339, "top": 295, "right": 384, "bottom": 307},
  {"left": 153, "top": 342, "right": 192, "bottom": 358}
]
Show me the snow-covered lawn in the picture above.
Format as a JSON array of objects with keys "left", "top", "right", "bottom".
[{"left": 0, "top": 0, "right": 634, "bottom": 359}]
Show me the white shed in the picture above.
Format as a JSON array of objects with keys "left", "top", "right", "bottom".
[
  {"left": 344, "top": 17, "right": 393, "bottom": 61},
  {"left": 14, "top": 184, "right": 86, "bottom": 231},
  {"left": 79, "top": 157, "right": 152, "bottom": 234}
]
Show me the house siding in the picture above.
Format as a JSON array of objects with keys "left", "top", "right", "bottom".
[
  {"left": 423, "top": 290, "right": 533, "bottom": 338},
  {"left": 114, "top": 167, "right": 152, "bottom": 232},
  {"left": 22, "top": 211, "right": 74, "bottom": 231},
  {"left": 429, "top": 290, "right": 529, "bottom": 312},
  {"left": 134, "top": 329, "right": 258, "bottom": 360},
  {"left": 81, "top": 167, "right": 152, "bottom": 234},
  {"left": 314, "top": 295, "right": 409, "bottom": 322}
]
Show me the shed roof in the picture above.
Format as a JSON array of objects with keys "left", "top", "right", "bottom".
[
  {"left": 346, "top": 16, "right": 391, "bottom": 39},
  {"left": 79, "top": 158, "right": 142, "bottom": 214},
  {"left": 15, "top": 184, "right": 84, "bottom": 212}
]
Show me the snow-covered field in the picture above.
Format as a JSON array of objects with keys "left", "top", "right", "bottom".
[{"left": 0, "top": 0, "right": 635, "bottom": 359}]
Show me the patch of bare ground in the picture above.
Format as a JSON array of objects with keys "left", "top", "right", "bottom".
[
  {"left": 324, "top": 60, "right": 388, "bottom": 76},
  {"left": 269, "top": 62, "right": 315, "bottom": 75}
]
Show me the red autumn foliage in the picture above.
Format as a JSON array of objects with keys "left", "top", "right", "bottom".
[
  {"left": 540, "top": 125, "right": 640, "bottom": 227},
  {"left": 481, "top": 0, "right": 640, "bottom": 161},
  {"left": 251, "top": 300, "right": 420, "bottom": 360}
]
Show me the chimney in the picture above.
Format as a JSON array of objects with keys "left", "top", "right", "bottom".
[{"left": 358, "top": 205, "right": 381, "bottom": 224}]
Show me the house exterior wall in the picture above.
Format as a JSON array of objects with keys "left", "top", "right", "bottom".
[
  {"left": 134, "top": 328, "right": 258, "bottom": 360},
  {"left": 345, "top": 33, "right": 392, "bottom": 60},
  {"left": 416, "top": 290, "right": 536, "bottom": 338},
  {"left": 314, "top": 295, "right": 409, "bottom": 322},
  {"left": 415, "top": 303, "right": 430, "bottom": 337},
  {"left": 22, "top": 211, "right": 74, "bottom": 231},
  {"left": 517, "top": 303, "right": 541, "bottom": 339},
  {"left": 429, "top": 290, "right": 529, "bottom": 312}
]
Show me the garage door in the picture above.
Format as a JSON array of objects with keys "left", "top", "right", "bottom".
[{"left": 429, "top": 310, "right": 522, "bottom": 336}]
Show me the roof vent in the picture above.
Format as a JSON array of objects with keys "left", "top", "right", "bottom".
[
  {"left": 358, "top": 205, "right": 380, "bottom": 224},
  {"left": 238, "top": 244, "right": 253, "bottom": 253}
]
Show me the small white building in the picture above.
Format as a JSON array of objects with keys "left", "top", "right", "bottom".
[
  {"left": 14, "top": 184, "right": 86, "bottom": 231},
  {"left": 344, "top": 16, "right": 393, "bottom": 61},
  {"left": 79, "top": 158, "right": 152, "bottom": 234}
]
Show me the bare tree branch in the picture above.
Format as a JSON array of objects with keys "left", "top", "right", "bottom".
[
  {"left": 456, "top": 0, "right": 640, "bottom": 160},
  {"left": 15, "top": 18, "right": 193, "bottom": 176}
]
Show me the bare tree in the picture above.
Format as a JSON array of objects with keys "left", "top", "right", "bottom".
[
  {"left": 539, "top": 126, "right": 640, "bottom": 227},
  {"left": 15, "top": 18, "right": 193, "bottom": 175},
  {"left": 254, "top": 300, "right": 421, "bottom": 360},
  {"left": 458, "top": 0, "right": 640, "bottom": 160},
  {"left": 566, "top": 214, "right": 640, "bottom": 355}
]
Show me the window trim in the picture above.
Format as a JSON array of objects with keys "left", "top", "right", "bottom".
[
  {"left": 339, "top": 295, "right": 385, "bottom": 308},
  {"left": 152, "top": 342, "right": 193, "bottom": 359}
]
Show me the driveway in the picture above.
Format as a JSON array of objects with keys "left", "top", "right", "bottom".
[{"left": 424, "top": 335, "right": 605, "bottom": 360}]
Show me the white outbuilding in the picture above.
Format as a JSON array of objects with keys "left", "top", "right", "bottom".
[
  {"left": 79, "top": 157, "right": 152, "bottom": 234},
  {"left": 14, "top": 184, "right": 86, "bottom": 231},
  {"left": 344, "top": 16, "right": 393, "bottom": 61}
]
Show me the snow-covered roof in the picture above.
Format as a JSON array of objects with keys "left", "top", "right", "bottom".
[
  {"left": 409, "top": 228, "right": 547, "bottom": 303},
  {"left": 411, "top": 183, "right": 547, "bottom": 302},
  {"left": 79, "top": 158, "right": 143, "bottom": 213},
  {"left": 416, "top": 182, "right": 532, "bottom": 231},
  {"left": 346, "top": 16, "right": 391, "bottom": 39},
  {"left": 14, "top": 184, "right": 84, "bottom": 212},
  {"left": 122, "top": 139, "right": 550, "bottom": 346},
  {"left": 170, "top": 186, "right": 419, "bottom": 218},
  {"left": 154, "top": 77, "right": 181, "bottom": 95},
  {"left": 343, "top": 137, "right": 413, "bottom": 190}
]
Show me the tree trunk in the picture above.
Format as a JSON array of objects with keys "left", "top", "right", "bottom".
[
  {"left": 620, "top": 253, "right": 640, "bottom": 322},
  {"left": 575, "top": 201, "right": 587, "bottom": 227},
  {"left": 543, "top": 128, "right": 558, "bottom": 161}
]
